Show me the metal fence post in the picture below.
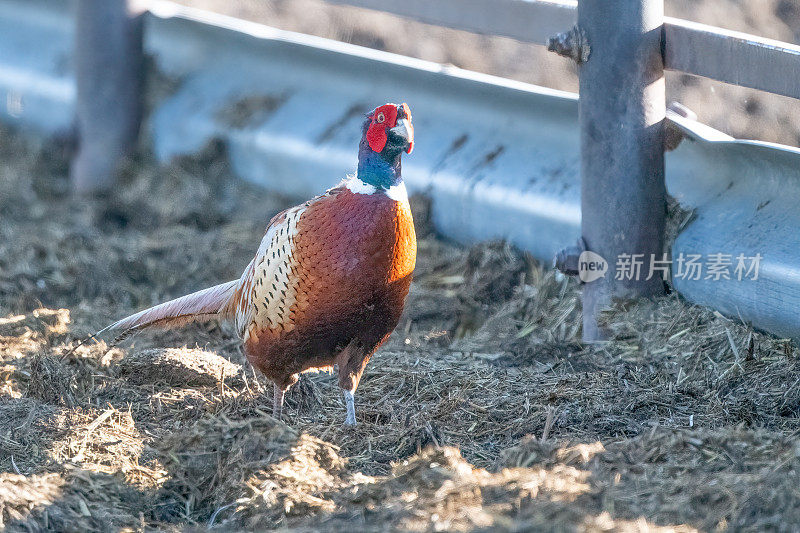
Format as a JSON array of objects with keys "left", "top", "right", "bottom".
[
  {"left": 71, "top": 0, "right": 145, "bottom": 195},
  {"left": 576, "top": 0, "right": 667, "bottom": 340}
]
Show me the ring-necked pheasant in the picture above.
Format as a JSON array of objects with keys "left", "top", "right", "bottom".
[{"left": 105, "top": 102, "right": 416, "bottom": 425}]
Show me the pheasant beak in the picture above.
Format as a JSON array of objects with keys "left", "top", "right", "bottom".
[{"left": 389, "top": 118, "right": 414, "bottom": 154}]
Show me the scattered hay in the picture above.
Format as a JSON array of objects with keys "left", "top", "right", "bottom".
[
  {"left": 502, "top": 426, "right": 800, "bottom": 531},
  {"left": 462, "top": 241, "right": 529, "bottom": 305},
  {"left": 118, "top": 348, "right": 243, "bottom": 388},
  {"left": 2, "top": 124, "right": 800, "bottom": 531},
  {"left": 154, "top": 413, "right": 349, "bottom": 528},
  {"left": 0, "top": 309, "right": 71, "bottom": 362},
  {"left": 0, "top": 470, "right": 146, "bottom": 532},
  {"left": 599, "top": 295, "right": 800, "bottom": 428},
  {"left": 303, "top": 446, "right": 695, "bottom": 532},
  {"left": 342, "top": 446, "right": 589, "bottom": 531},
  {"left": 0, "top": 473, "right": 65, "bottom": 529},
  {"left": 0, "top": 308, "right": 70, "bottom": 340},
  {"left": 0, "top": 397, "right": 65, "bottom": 474},
  {"left": 27, "top": 353, "right": 83, "bottom": 407},
  {"left": 48, "top": 406, "right": 166, "bottom": 488},
  {"left": 595, "top": 427, "right": 800, "bottom": 531}
]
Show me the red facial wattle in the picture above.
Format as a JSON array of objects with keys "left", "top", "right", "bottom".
[
  {"left": 366, "top": 104, "right": 399, "bottom": 153},
  {"left": 366, "top": 122, "right": 387, "bottom": 153}
]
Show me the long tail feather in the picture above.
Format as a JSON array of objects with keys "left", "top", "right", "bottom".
[{"left": 100, "top": 280, "right": 238, "bottom": 339}]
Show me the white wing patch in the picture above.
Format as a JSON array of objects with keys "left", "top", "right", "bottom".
[{"left": 234, "top": 204, "right": 306, "bottom": 341}]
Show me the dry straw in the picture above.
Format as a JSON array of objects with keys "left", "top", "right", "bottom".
[{"left": 0, "top": 126, "right": 799, "bottom": 530}]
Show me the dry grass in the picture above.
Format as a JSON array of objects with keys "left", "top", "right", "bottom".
[{"left": 2, "top": 125, "right": 800, "bottom": 531}]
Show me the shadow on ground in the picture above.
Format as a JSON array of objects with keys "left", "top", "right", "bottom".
[{"left": 2, "top": 127, "right": 800, "bottom": 531}]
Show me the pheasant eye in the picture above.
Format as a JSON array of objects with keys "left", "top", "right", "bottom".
[{"left": 376, "top": 112, "right": 385, "bottom": 124}]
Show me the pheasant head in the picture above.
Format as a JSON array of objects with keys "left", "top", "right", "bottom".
[{"left": 357, "top": 102, "right": 414, "bottom": 190}]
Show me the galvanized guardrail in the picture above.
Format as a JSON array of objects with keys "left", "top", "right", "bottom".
[
  {"left": 1, "top": 0, "right": 799, "bottom": 340},
  {"left": 332, "top": 0, "right": 800, "bottom": 339}
]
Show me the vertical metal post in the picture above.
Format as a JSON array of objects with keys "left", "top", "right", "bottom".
[
  {"left": 71, "top": 0, "right": 145, "bottom": 195},
  {"left": 578, "top": 0, "right": 666, "bottom": 340}
]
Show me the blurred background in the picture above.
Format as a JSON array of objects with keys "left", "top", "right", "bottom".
[{"left": 178, "top": 0, "right": 800, "bottom": 147}]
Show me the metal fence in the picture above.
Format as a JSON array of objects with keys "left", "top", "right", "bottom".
[
  {"left": 2, "top": 0, "right": 799, "bottom": 341},
  {"left": 330, "top": 0, "right": 800, "bottom": 100},
  {"left": 332, "top": 0, "right": 800, "bottom": 340}
]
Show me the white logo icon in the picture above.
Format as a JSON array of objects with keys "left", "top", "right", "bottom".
[{"left": 578, "top": 251, "right": 608, "bottom": 282}]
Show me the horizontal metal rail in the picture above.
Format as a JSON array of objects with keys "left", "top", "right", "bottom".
[
  {"left": 4, "top": 0, "right": 800, "bottom": 339},
  {"left": 328, "top": 0, "right": 577, "bottom": 46},
  {"left": 329, "top": 0, "right": 800, "bottom": 100},
  {"left": 664, "top": 20, "right": 800, "bottom": 100}
]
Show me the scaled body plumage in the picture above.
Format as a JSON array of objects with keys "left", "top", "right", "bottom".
[
  {"left": 233, "top": 180, "right": 416, "bottom": 392},
  {"left": 106, "top": 102, "right": 417, "bottom": 425}
]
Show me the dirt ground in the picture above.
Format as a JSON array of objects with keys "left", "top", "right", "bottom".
[{"left": 2, "top": 122, "right": 800, "bottom": 532}]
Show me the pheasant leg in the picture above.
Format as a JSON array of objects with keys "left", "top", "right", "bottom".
[
  {"left": 273, "top": 383, "right": 285, "bottom": 420},
  {"left": 342, "top": 389, "right": 357, "bottom": 426}
]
